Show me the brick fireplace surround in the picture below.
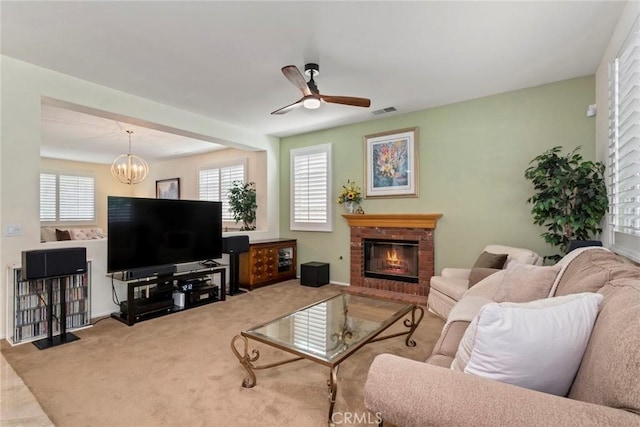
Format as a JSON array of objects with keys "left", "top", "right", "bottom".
[{"left": 343, "top": 213, "right": 442, "bottom": 306}]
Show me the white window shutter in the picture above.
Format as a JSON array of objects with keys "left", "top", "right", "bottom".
[
  {"left": 59, "top": 175, "right": 95, "bottom": 221},
  {"left": 290, "top": 144, "right": 332, "bottom": 232},
  {"left": 40, "top": 172, "right": 95, "bottom": 223},
  {"left": 608, "top": 20, "right": 640, "bottom": 262},
  {"left": 40, "top": 173, "right": 57, "bottom": 222},
  {"left": 220, "top": 164, "right": 246, "bottom": 221},
  {"left": 198, "top": 163, "right": 246, "bottom": 222},
  {"left": 199, "top": 168, "right": 220, "bottom": 201}
]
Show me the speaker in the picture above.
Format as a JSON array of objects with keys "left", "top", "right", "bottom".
[
  {"left": 301, "top": 262, "right": 330, "bottom": 287},
  {"left": 222, "top": 235, "right": 249, "bottom": 254},
  {"left": 22, "top": 247, "right": 87, "bottom": 280},
  {"left": 124, "top": 264, "right": 176, "bottom": 280}
]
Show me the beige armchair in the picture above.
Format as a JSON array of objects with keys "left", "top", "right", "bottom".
[{"left": 428, "top": 244, "right": 542, "bottom": 319}]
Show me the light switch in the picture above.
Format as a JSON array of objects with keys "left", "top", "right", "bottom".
[{"left": 5, "top": 224, "right": 22, "bottom": 236}]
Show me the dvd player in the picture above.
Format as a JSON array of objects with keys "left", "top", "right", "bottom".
[{"left": 120, "top": 298, "right": 174, "bottom": 318}]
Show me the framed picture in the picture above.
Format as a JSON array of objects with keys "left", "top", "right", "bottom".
[
  {"left": 364, "top": 127, "right": 419, "bottom": 198},
  {"left": 156, "top": 178, "right": 180, "bottom": 200}
]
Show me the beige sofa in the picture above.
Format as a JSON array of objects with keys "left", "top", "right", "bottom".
[
  {"left": 41, "top": 226, "right": 106, "bottom": 242},
  {"left": 365, "top": 248, "right": 640, "bottom": 426},
  {"left": 428, "top": 244, "right": 543, "bottom": 320}
]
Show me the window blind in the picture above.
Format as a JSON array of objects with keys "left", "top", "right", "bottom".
[
  {"left": 198, "top": 168, "right": 220, "bottom": 201},
  {"left": 608, "top": 18, "right": 640, "bottom": 262},
  {"left": 220, "top": 164, "right": 245, "bottom": 221},
  {"left": 39, "top": 173, "right": 57, "bottom": 222},
  {"left": 59, "top": 175, "right": 95, "bottom": 221},
  {"left": 198, "top": 163, "right": 245, "bottom": 221},
  {"left": 40, "top": 173, "right": 95, "bottom": 223},
  {"left": 290, "top": 144, "right": 332, "bottom": 232}
]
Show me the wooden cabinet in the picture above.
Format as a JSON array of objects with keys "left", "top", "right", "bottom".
[{"left": 239, "top": 239, "right": 297, "bottom": 290}]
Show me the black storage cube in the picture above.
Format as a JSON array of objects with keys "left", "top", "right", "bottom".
[{"left": 300, "top": 262, "right": 329, "bottom": 287}]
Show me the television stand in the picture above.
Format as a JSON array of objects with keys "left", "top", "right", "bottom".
[{"left": 110, "top": 266, "right": 226, "bottom": 326}]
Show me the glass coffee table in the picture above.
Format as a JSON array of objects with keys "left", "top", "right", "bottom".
[{"left": 231, "top": 293, "right": 424, "bottom": 424}]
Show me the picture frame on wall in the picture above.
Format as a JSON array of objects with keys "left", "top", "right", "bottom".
[
  {"left": 156, "top": 178, "right": 180, "bottom": 200},
  {"left": 364, "top": 127, "right": 419, "bottom": 198}
]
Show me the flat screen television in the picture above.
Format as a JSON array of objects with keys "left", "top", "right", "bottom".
[{"left": 107, "top": 196, "right": 222, "bottom": 273}]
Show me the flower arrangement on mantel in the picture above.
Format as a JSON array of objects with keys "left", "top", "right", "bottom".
[{"left": 337, "top": 180, "right": 363, "bottom": 213}]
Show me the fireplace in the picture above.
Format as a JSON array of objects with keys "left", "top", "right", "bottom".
[
  {"left": 343, "top": 214, "right": 442, "bottom": 305},
  {"left": 364, "top": 239, "right": 419, "bottom": 283}
]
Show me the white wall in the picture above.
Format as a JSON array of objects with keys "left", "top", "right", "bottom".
[
  {"left": 595, "top": 2, "right": 640, "bottom": 248},
  {"left": 0, "top": 56, "right": 280, "bottom": 339}
]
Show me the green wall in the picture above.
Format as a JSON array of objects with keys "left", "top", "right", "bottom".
[{"left": 279, "top": 76, "right": 596, "bottom": 284}]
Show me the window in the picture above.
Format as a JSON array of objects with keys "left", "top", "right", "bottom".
[
  {"left": 40, "top": 172, "right": 95, "bottom": 223},
  {"left": 608, "top": 18, "right": 640, "bottom": 262},
  {"left": 290, "top": 144, "right": 332, "bottom": 232},
  {"left": 198, "top": 162, "right": 245, "bottom": 221}
]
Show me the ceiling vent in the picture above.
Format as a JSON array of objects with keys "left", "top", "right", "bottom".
[{"left": 371, "top": 106, "right": 397, "bottom": 116}]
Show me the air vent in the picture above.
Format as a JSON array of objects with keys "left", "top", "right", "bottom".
[{"left": 371, "top": 106, "right": 397, "bottom": 116}]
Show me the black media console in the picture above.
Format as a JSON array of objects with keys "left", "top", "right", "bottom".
[{"left": 110, "top": 265, "right": 226, "bottom": 326}]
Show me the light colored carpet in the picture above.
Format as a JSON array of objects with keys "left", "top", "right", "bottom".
[{"left": 1, "top": 281, "right": 444, "bottom": 427}]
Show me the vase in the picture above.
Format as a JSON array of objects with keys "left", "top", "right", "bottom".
[{"left": 344, "top": 201, "right": 358, "bottom": 214}]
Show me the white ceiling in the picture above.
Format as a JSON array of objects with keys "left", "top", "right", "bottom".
[{"left": 0, "top": 1, "right": 627, "bottom": 163}]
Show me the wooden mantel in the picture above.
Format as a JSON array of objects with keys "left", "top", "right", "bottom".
[{"left": 342, "top": 213, "right": 442, "bottom": 229}]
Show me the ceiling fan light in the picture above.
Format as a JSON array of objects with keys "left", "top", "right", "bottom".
[{"left": 303, "top": 97, "right": 321, "bottom": 109}]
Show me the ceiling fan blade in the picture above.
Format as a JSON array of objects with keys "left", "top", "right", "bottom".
[
  {"left": 281, "top": 65, "right": 313, "bottom": 96},
  {"left": 271, "top": 98, "right": 304, "bottom": 115},
  {"left": 321, "top": 95, "right": 371, "bottom": 108}
]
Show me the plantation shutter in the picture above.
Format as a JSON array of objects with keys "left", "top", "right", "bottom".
[
  {"left": 40, "top": 173, "right": 57, "bottom": 222},
  {"left": 198, "top": 163, "right": 245, "bottom": 221},
  {"left": 290, "top": 144, "right": 332, "bottom": 232},
  {"left": 40, "top": 173, "right": 95, "bottom": 223},
  {"left": 59, "top": 175, "right": 95, "bottom": 221},
  {"left": 608, "top": 19, "right": 640, "bottom": 262},
  {"left": 220, "top": 164, "right": 245, "bottom": 221},
  {"left": 293, "top": 303, "right": 328, "bottom": 354},
  {"left": 199, "top": 168, "right": 220, "bottom": 201}
]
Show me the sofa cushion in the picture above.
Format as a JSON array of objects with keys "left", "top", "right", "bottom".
[
  {"left": 468, "top": 267, "right": 500, "bottom": 288},
  {"left": 429, "top": 276, "right": 469, "bottom": 301},
  {"left": 553, "top": 248, "right": 640, "bottom": 296},
  {"left": 472, "top": 251, "right": 508, "bottom": 269},
  {"left": 55, "top": 228, "right": 72, "bottom": 241},
  {"left": 494, "top": 263, "right": 562, "bottom": 303},
  {"left": 70, "top": 227, "right": 106, "bottom": 240},
  {"left": 464, "top": 269, "right": 507, "bottom": 300},
  {"left": 452, "top": 292, "right": 603, "bottom": 396},
  {"left": 484, "top": 244, "right": 541, "bottom": 266},
  {"left": 568, "top": 279, "right": 640, "bottom": 413},
  {"left": 41, "top": 227, "right": 57, "bottom": 242}
]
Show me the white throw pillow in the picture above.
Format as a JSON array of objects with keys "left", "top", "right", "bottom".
[{"left": 451, "top": 292, "right": 603, "bottom": 396}]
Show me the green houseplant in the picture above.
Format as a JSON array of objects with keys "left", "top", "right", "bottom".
[
  {"left": 227, "top": 181, "right": 257, "bottom": 231},
  {"left": 524, "top": 146, "right": 608, "bottom": 259}
]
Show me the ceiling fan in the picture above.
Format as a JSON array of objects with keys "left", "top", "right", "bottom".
[{"left": 271, "top": 63, "right": 371, "bottom": 115}]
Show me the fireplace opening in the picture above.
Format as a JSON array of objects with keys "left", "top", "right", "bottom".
[{"left": 364, "top": 238, "right": 419, "bottom": 283}]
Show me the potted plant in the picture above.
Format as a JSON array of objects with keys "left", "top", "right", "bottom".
[
  {"left": 524, "top": 146, "right": 608, "bottom": 260},
  {"left": 227, "top": 181, "right": 257, "bottom": 231}
]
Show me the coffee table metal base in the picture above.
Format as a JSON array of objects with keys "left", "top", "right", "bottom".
[{"left": 231, "top": 304, "right": 424, "bottom": 425}]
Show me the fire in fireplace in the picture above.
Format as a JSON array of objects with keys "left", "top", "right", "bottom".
[{"left": 364, "top": 238, "right": 419, "bottom": 283}]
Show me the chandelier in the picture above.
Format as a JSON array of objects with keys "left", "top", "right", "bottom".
[{"left": 111, "top": 130, "right": 149, "bottom": 185}]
